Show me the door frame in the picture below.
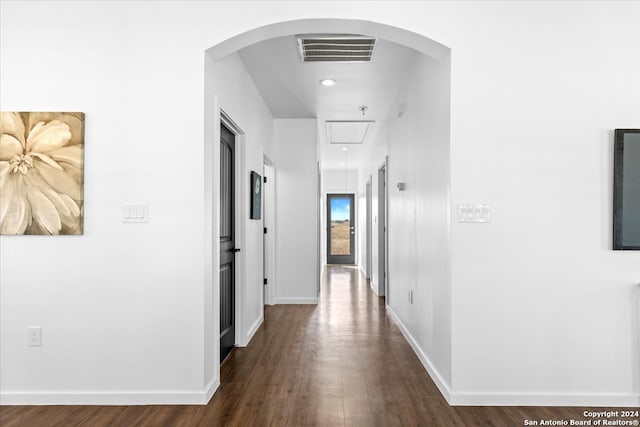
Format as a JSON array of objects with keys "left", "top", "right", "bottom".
[
  {"left": 378, "top": 159, "right": 388, "bottom": 300},
  {"left": 326, "top": 193, "right": 356, "bottom": 265},
  {"left": 220, "top": 110, "right": 246, "bottom": 351},
  {"left": 317, "top": 163, "right": 322, "bottom": 294},
  {"left": 366, "top": 176, "right": 372, "bottom": 280},
  {"left": 263, "top": 156, "right": 276, "bottom": 306}
]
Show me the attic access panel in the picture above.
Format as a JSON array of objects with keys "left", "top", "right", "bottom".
[
  {"left": 326, "top": 121, "right": 375, "bottom": 145},
  {"left": 297, "top": 34, "right": 376, "bottom": 62}
]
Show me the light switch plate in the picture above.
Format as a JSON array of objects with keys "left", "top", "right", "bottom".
[
  {"left": 457, "top": 204, "right": 491, "bottom": 223},
  {"left": 28, "top": 327, "right": 41, "bottom": 346},
  {"left": 122, "top": 205, "right": 149, "bottom": 223}
]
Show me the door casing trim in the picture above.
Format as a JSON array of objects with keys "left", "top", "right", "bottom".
[
  {"left": 220, "top": 110, "right": 246, "bottom": 350},
  {"left": 378, "top": 158, "right": 389, "bottom": 301},
  {"left": 326, "top": 193, "right": 356, "bottom": 265},
  {"left": 263, "top": 155, "right": 276, "bottom": 306}
]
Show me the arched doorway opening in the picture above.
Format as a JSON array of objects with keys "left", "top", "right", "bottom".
[{"left": 203, "top": 19, "right": 452, "bottom": 401}]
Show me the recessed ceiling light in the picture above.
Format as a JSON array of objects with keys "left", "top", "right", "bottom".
[
  {"left": 319, "top": 79, "right": 336, "bottom": 87},
  {"left": 341, "top": 147, "right": 349, "bottom": 151},
  {"left": 339, "top": 163, "right": 344, "bottom": 166}
]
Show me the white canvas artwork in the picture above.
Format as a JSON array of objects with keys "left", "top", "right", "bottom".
[{"left": 0, "top": 112, "right": 84, "bottom": 235}]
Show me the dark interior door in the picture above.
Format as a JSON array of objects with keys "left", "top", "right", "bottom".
[
  {"left": 327, "top": 194, "right": 355, "bottom": 264},
  {"left": 220, "top": 124, "right": 235, "bottom": 363}
]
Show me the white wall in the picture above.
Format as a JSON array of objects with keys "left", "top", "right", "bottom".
[
  {"left": 446, "top": 3, "right": 640, "bottom": 406},
  {"left": 204, "top": 51, "right": 274, "bottom": 384},
  {"left": 323, "top": 169, "right": 358, "bottom": 194},
  {"left": 391, "top": 51, "right": 452, "bottom": 393},
  {"left": 358, "top": 127, "right": 389, "bottom": 297},
  {"left": 1, "top": 1, "right": 638, "bottom": 407},
  {"left": 0, "top": 2, "right": 213, "bottom": 404},
  {"left": 359, "top": 51, "right": 453, "bottom": 395},
  {"left": 357, "top": 176, "right": 371, "bottom": 278},
  {"left": 321, "top": 169, "right": 358, "bottom": 268},
  {"left": 273, "top": 119, "right": 319, "bottom": 304}
]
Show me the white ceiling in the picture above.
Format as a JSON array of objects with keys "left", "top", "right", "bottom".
[{"left": 237, "top": 35, "right": 419, "bottom": 169}]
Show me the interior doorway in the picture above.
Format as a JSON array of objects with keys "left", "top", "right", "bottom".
[
  {"left": 366, "top": 176, "right": 372, "bottom": 280},
  {"left": 205, "top": 17, "right": 451, "bottom": 393},
  {"left": 378, "top": 162, "right": 388, "bottom": 298},
  {"left": 219, "top": 123, "right": 237, "bottom": 363},
  {"left": 327, "top": 193, "right": 355, "bottom": 265},
  {"left": 262, "top": 158, "right": 275, "bottom": 306}
]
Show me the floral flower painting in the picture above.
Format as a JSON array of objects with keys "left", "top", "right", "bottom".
[{"left": 0, "top": 112, "right": 84, "bottom": 235}]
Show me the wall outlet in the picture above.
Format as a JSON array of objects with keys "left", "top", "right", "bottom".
[{"left": 28, "top": 327, "right": 41, "bottom": 346}]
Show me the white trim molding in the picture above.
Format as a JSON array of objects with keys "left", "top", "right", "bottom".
[
  {"left": 275, "top": 298, "right": 319, "bottom": 305},
  {"left": 450, "top": 392, "right": 640, "bottom": 408},
  {"left": 243, "top": 314, "right": 264, "bottom": 347},
  {"left": 1, "top": 383, "right": 220, "bottom": 406},
  {"left": 386, "top": 307, "right": 640, "bottom": 408},
  {"left": 369, "top": 278, "right": 379, "bottom": 296},
  {"left": 203, "top": 377, "right": 220, "bottom": 405},
  {"left": 386, "top": 305, "right": 452, "bottom": 403}
]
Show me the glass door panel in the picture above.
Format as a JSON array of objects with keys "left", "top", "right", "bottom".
[{"left": 327, "top": 194, "right": 355, "bottom": 264}]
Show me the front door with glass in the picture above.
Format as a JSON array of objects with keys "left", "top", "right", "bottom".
[{"left": 327, "top": 194, "right": 355, "bottom": 264}]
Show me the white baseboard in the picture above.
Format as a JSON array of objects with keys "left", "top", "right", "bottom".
[
  {"left": 245, "top": 314, "right": 263, "bottom": 345},
  {"left": 204, "top": 377, "right": 220, "bottom": 405},
  {"left": 275, "top": 297, "right": 318, "bottom": 304},
  {"left": 0, "top": 384, "right": 220, "bottom": 406},
  {"left": 386, "top": 308, "right": 639, "bottom": 408},
  {"left": 450, "top": 392, "right": 640, "bottom": 407},
  {"left": 386, "top": 305, "right": 452, "bottom": 403},
  {"left": 370, "top": 279, "right": 379, "bottom": 296}
]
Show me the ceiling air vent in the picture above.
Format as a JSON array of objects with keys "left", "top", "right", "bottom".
[{"left": 297, "top": 35, "right": 376, "bottom": 62}]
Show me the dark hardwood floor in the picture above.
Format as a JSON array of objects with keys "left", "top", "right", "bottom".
[{"left": 1, "top": 265, "right": 636, "bottom": 426}]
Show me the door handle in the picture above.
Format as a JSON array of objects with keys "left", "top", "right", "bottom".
[{"left": 229, "top": 248, "right": 241, "bottom": 253}]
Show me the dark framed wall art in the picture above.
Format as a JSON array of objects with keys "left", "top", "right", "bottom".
[
  {"left": 613, "top": 129, "right": 640, "bottom": 250},
  {"left": 250, "top": 171, "right": 262, "bottom": 220}
]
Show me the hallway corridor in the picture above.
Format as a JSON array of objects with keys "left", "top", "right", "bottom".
[
  {"left": 1, "top": 266, "right": 631, "bottom": 426},
  {"left": 213, "top": 264, "right": 445, "bottom": 426}
]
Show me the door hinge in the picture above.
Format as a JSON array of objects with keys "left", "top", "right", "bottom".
[
  {"left": 264, "top": 227, "right": 267, "bottom": 234},
  {"left": 264, "top": 278, "right": 268, "bottom": 285},
  {"left": 263, "top": 176, "right": 267, "bottom": 183}
]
